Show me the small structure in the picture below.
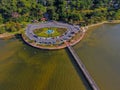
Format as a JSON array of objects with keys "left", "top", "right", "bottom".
[
  {"left": 11, "top": 12, "right": 19, "bottom": 18},
  {"left": 41, "top": 17, "right": 46, "bottom": 22}
]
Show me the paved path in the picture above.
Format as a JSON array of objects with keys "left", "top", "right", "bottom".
[
  {"left": 25, "top": 21, "right": 80, "bottom": 45},
  {"left": 68, "top": 46, "right": 100, "bottom": 90}
]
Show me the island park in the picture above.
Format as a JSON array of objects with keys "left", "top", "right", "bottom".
[{"left": 22, "top": 21, "right": 85, "bottom": 50}]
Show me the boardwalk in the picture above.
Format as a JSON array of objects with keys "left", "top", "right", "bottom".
[{"left": 67, "top": 46, "right": 100, "bottom": 90}]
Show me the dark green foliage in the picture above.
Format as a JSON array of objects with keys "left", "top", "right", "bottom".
[
  {"left": 5, "top": 22, "right": 22, "bottom": 32},
  {"left": 0, "top": 0, "right": 120, "bottom": 26},
  {"left": 0, "top": 14, "right": 3, "bottom": 24},
  {"left": 0, "top": 26, "right": 6, "bottom": 34}
]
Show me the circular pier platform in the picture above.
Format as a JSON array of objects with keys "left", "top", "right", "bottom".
[{"left": 22, "top": 21, "right": 84, "bottom": 50}]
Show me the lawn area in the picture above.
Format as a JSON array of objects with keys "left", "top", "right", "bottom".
[{"left": 34, "top": 27, "right": 67, "bottom": 37}]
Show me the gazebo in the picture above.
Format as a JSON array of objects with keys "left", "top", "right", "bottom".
[{"left": 41, "top": 17, "right": 46, "bottom": 21}]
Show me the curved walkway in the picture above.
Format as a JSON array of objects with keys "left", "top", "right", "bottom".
[{"left": 23, "top": 21, "right": 83, "bottom": 50}]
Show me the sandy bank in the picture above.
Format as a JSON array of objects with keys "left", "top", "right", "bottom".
[
  {"left": 0, "top": 33, "right": 15, "bottom": 39},
  {"left": 86, "top": 20, "right": 120, "bottom": 29}
]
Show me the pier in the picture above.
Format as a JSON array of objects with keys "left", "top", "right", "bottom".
[{"left": 67, "top": 46, "right": 100, "bottom": 90}]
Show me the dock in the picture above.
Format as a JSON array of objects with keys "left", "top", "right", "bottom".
[{"left": 67, "top": 46, "right": 100, "bottom": 90}]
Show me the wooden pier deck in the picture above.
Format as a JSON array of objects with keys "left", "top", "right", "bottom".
[{"left": 67, "top": 46, "right": 100, "bottom": 90}]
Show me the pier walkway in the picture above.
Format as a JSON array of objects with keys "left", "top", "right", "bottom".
[{"left": 67, "top": 46, "right": 100, "bottom": 90}]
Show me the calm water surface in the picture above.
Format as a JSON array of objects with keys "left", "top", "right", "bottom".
[
  {"left": 1, "top": 23, "right": 119, "bottom": 90},
  {"left": 0, "top": 38, "right": 87, "bottom": 90},
  {"left": 74, "top": 23, "right": 120, "bottom": 90}
]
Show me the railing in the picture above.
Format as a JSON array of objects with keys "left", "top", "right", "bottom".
[{"left": 67, "top": 46, "right": 100, "bottom": 90}]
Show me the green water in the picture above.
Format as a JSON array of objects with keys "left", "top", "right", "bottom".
[
  {"left": 0, "top": 38, "right": 87, "bottom": 90},
  {"left": 74, "top": 23, "right": 120, "bottom": 90},
  {"left": 1, "top": 23, "right": 119, "bottom": 90}
]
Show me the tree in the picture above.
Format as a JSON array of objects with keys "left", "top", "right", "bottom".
[
  {"left": 0, "top": 14, "right": 3, "bottom": 24},
  {"left": 0, "top": 0, "right": 119, "bottom": 26},
  {"left": 114, "top": 10, "right": 120, "bottom": 19},
  {"left": 0, "top": 26, "right": 6, "bottom": 34}
]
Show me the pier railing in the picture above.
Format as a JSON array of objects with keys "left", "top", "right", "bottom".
[{"left": 67, "top": 46, "right": 100, "bottom": 90}]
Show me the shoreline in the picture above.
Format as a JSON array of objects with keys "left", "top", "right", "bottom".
[
  {"left": 0, "top": 20, "right": 120, "bottom": 39},
  {"left": 22, "top": 31, "right": 85, "bottom": 50},
  {"left": 0, "top": 33, "right": 15, "bottom": 39},
  {"left": 85, "top": 20, "right": 120, "bottom": 29}
]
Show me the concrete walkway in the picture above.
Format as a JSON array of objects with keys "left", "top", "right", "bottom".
[{"left": 68, "top": 46, "right": 100, "bottom": 90}]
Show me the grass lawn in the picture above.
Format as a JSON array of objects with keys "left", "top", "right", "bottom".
[{"left": 34, "top": 27, "right": 67, "bottom": 37}]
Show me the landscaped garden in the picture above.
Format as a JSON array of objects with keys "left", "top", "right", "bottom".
[{"left": 33, "top": 27, "right": 67, "bottom": 37}]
